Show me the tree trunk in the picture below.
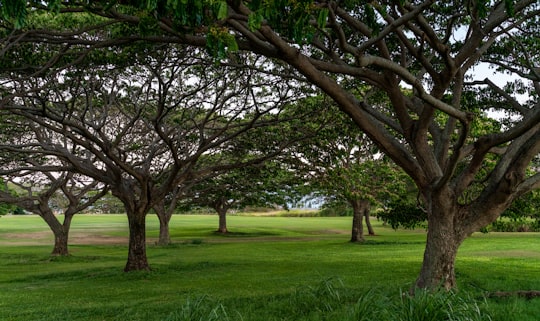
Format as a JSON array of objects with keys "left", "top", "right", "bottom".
[
  {"left": 154, "top": 201, "right": 172, "bottom": 246},
  {"left": 363, "top": 202, "right": 375, "bottom": 236},
  {"left": 39, "top": 205, "right": 71, "bottom": 256},
  {"left": 217, "top": 208, "right": 228, "bottom": 234},
  {"left": 350, "top": 199, "right": 365, "bottom": 242},
  {"left": 52, "top": 213, "right": 74, "bottom": 256},
  {"left": 51, "top": 231, "right": 69, "bottom": 256},
  {"left": 414, "top": 188, "right": 464, "bottom": 290},
  {"left": 124, "top": 211, "right": 151, "bottom": 271},
  {"left": 157, "top": 215, "right": 171, "bottom": 245}
]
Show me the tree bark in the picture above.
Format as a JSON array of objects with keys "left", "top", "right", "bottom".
[
  {"left": 124, "top": 210, "right": 151, "bottom": 271},
  {"left": 52, "top": 213, "right": 74, "bottom": 256},
  {"left": 217, "top": 208, "right": 228, "bottom": 234},
  {"left": 414, "top": 188, "right": 464, "bottom": 290},
  {"left": 350, "top": 199, "right": 365, "bottom": 242},
  {"left": 39, "top": 204, "right": 71, "bottom": 256},
  {"left": 364, "top": 202, "right": 375, "bottom": 236},
  {"left": 157, "top": 215, "right": 171, "bottom": 245},
  {"left": 154, "top": 201, "right": 172, "bottom": 246}
]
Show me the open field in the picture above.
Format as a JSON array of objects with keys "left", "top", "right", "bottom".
[{"left": 0, "top": 214, "right": 539, "bottom": 320}]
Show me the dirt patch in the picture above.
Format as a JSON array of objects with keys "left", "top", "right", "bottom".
[
  {"left": 0, "top": 231, "right": 128, "bottom": 246},
  {"left": 69, "top": 232, "right": 128, "bottom": 245}
]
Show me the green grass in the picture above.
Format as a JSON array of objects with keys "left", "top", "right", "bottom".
[{"left": 0, "top": 214, "right": 539, "bottom": 320}]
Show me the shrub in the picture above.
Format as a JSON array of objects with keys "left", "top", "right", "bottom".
[{"left": 489, "top": 219, "right": 540, "bottom": 232}]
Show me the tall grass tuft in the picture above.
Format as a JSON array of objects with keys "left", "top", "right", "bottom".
[
  {"left": 393, "top": 289, "right": 492, "bottom": 321},
  {"left": 347, "top": 288, "right": 391, "bottom": 321},
  {"left": 164, "top": 296, "right": 235, "bottom": 321}
]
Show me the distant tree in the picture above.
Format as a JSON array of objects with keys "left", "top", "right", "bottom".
[
  {"left": 0, "top": 170, "right": 108, "bottom": 255},
  {"left": 181, "top": 160, "right": 298, "bottom": 234},
  {"left": 1, "top": 45, "right": 317, "bottom": 270},
  {"left": 296, "top": 98, "right": 411, "bottom": 242},
  {"left": 151, "top": 186, "right": 182, "bottom": 246},
  {"left": 90, "top": 192, "right": 125, "bottom": 214}
]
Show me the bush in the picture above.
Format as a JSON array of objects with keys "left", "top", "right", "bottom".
[{"left": 489, "top": 219, "right": 540, "bottom": 232}]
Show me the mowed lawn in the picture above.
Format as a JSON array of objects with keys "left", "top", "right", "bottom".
[{"left": 0, "top": 214, "right": 539, "bottom": 320}]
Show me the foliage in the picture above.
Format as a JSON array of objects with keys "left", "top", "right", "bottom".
[
  {"left": 319, "top": 202, "right": 353, "bottom": 217},
  {"left": 487, "top": 190, "right": 540, "bottom": 232},
  {"left": 2, "top": 0, "right": 540, "bottom": 288},
  {"left": 394, "top": 289, "right": 490, "bottom": 321},
  {"left": 294, "top": 96, "right": 413, "bottom": 213},
  {"left": 501, "top": 190, "right": 540, "bottom": 221},
  {"left": 0, "top": 179, "right": 21, "bottom": 215},
  {"left": 180, "top": 160, "right": 297, "bottom": 213},
  {"left": 488, "top": 219, "right": 540, "bottom": 233},
  {"left": 90, "top": 192, "right": 126, "bottom": 214},
  {"left": 379, "top": 201, "right": 427, "bottom": 230}
]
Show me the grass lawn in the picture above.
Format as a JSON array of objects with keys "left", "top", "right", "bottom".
[{"left": 0, "top": 214, "right": 539, "bottom": 320}]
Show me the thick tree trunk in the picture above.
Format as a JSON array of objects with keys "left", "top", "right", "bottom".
[
  {"left": 414, "top": 188, "right": 464, "bottom": 290},
  {"left": 350, "top": 199, "right": 365, "bottom": 242},
  {"left": 217, "top": 208, "right": 228, "bottom": 234},
  {"left": 124, "top": 211, "right": 150, "bottom": 271}
]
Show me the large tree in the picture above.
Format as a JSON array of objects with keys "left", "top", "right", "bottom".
[
  {"left": 1, "top": 44, "right": 316, "bottom": 271},
  {"left": 2, "top": 0, "right": 540, "bottom": 289}
]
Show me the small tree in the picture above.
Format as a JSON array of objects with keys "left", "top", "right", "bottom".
[
  {"left": 1, "top": 45, "right": 318, "bottom": 270},
  {"left": 182, "top": 160, "right": 297, "bottom": 233},
  {"left": 295, "top": 98, "right": 411, "bottom": 242},
  {"left": 0, "top": 171, "right": 108, "bottom": 256}
]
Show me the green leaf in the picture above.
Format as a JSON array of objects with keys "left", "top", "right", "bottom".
[
  {"left": 317, "top": 8, "right": 328, "bottom": 29},
  {"left": 217, "top": 1, "right": 228, "bottom": 20},
  {"left": 248, "top": 12, "right": 263, "bottom": 31},
  {"left": 226, "top": 36, "right": 239, "bottom": 52},
  {"left": 504, "top": 0, "right": 515, "bottom": 16},
  {"left": 146, "top": 0, "right": 158, "bottom": 11}
]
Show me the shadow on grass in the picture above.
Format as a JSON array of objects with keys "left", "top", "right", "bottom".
[
  {"left": 212, "top": 230, "right": 280, "bottom": 237},
  {"left": 354, "top": 240, "right": 425, "bottom": 245}
]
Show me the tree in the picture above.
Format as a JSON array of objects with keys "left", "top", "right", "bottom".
[
  {"left": 0, "top": 112, "right": 108, "bottom": 255},
  {"left": 296, "top": 97, "right": 411, "bottom": 242},
  {"left": 0, "top": 171, "right": 108, "bottom": 256},
  {"left": 2, "top": 0, "right": 540, "bottom": 290},
  {"left": 152, "top": 185, "right": 183, "bottom": 245},
  {"left": 181, "top": 160, "right": 298, "bottom": 234},
  {"left": 1, "top": 44, "right": 317, "bottom": 270}
]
